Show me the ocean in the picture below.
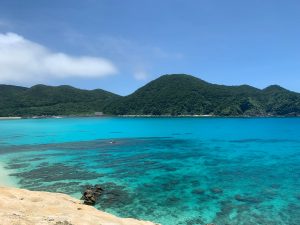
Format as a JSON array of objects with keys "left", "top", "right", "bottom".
[{"left": 0, "top": 117, "right": 299, "bottom": 225}]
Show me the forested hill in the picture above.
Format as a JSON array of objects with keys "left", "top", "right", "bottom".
[
  {"left": 0, "top": 84, "right": 120, "bottom": 116},
  {"left": 1, "top": 74, "right": 300, "bottom": 117},
  {"left": 103, "top": 74, "right": 300, "bottom": 116}
]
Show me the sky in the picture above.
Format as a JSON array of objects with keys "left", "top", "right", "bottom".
[{"left": 0, "top": 0, "right": 300, "bottom": 95}]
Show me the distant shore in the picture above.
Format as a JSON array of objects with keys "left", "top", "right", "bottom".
[
  {"left": 0, "top": 114, "right": 299, "bottom": 120},
  {"left": 0, "top": 117, "right": 22, "bottom": 120}
]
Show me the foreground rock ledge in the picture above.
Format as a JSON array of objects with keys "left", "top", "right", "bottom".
[{"left": 0, "top": 186, "right": 159, "bottom": 225}]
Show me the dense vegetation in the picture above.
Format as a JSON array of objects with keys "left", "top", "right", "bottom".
[
  {"left": 104, "top": 74, "right": 300, "bottom": 116},
  {"left": 0, "top": 84, "right": 120, "bottom": 116},
  {"left": 1, "top": 74, "right": 300, "bottom": 117}
]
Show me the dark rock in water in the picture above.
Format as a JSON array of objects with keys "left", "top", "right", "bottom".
[
  {"left": 184, "top": 217, "right": 205, "bottom": 225},
  {"left": 270, "top": 183, "right": 281, "bottom": 189},
  {"left": 190, "top": 180, "right": 200, "bottom": 187},
  {"left": 28, "top": 181, "right": 82, "bottom": 195},
  {"left": 11, "top": 163, "right": 101, "bottom": 186},
  {"left": 191, "top": 189, "right": 205, "bottom": 195},
  {"left": 211, "top": 188, "right": 223, "bottom": 194},
  {"left": 81, "top": 185, "right": 104, "bottom": 205},
  {"left": 6, "top": 162, "right": 30, "bottom": 170},
  {"left": 262, "top": 188, "right": 277, "bottom": 199},
  {"left": 235, "top": 194, "right": 262, "bottom": 203},
  {"left": 96, "top": 182, "right": 134, "bottom": 210},
  {"left": 165, "top": 196, "right": 180, "bottom": 205}
]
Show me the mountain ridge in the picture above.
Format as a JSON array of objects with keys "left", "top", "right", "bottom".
[{"left": 1, "top": 74, "right": 299, "bottom": 117}]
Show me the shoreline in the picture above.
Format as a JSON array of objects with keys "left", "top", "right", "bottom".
[
  {"left": 0, "top": 186, "right": 158, "bottom": 225},
  {"left": 0, "top": 164, "right": 158, "bottom": 224},
  {"left": 0, "top": 161, "right": 19, "bottom": 188},
  {"left": 0, "top": 117, "right": 22, "bottom": 120},
  {"left": 1, "top": 115, "right": 300, "bottom": 120}
]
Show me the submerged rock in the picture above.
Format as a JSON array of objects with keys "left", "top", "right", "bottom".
[
  {"left": 234, "top": 194, "right": 262, "bottom": 203},
  {"left": 191, "top": 189, "right": 205, "bottom": 195},
  {"left": 81, "top": 185, "right": 104, "bottom": 205},
  {"left": 210, "top": 188, "right": 223, "bottom": 194}
]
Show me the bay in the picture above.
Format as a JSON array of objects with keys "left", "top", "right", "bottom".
[{"left": 0, "top": 117, "right": 299, "bottom": 225}]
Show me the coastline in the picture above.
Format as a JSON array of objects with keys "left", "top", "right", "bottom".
[
  {"left": 1, "top": 114, "right": 300, "bottom": 120},
  {"left": 0, "top": 117, "right": 22, "bottom": 120},
  {"left": 0, "top": 162, "right": 158, "bottom": 224},
  {"left": 0, "top": 186, "right": 158, "bottom": 225},
  {"left": 0, "top": 161, "right": 19, "bottom": 187}
]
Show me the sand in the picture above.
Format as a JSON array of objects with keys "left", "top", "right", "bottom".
[
  {"left": 0, "top": 186, "right": 159, "bottom": 225},
  {"left": 0, "top": 162, "right": 19, "bottom": 187}
]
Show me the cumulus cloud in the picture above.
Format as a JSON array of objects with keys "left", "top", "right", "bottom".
[{"left": 0, "top": 32, "right": 117, "bottom": 84}]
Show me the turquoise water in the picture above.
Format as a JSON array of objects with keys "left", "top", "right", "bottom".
[{"left": 0, "top": 117, "right": 299, "bottom": 225}]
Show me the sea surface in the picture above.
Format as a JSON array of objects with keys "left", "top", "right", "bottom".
[{"left": 0, "top": 117, "right": 299, "bottom": 225}]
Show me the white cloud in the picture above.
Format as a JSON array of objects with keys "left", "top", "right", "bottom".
[
  {"left": 63, "top": 32, "right": 183, "bottom": 81},
  {"left": 133, "top": 70, "right": 148, "bottom": 81},
  {"left": 0, "top": 32, "right": 117, "bottom": 84}
]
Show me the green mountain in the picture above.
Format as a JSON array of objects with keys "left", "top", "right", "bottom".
[
  {"left": 103, "top": 74, "right": 300, "bottom": 116},
  {"left": 1, "top": 74, "right": 300, "bottom": 117},
  {"left": 0, "top": 84, "right": 120, "bottom": 116}
]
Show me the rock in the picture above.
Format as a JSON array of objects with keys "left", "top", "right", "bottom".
[
  {"left": 270, "top": 184, "right": 280, "bottom": 189},
  {"left": 81, "top": 185, "right": 104, "bottom": 205},
  {"left": 211, "top": 188, "right": 223, "bottom": 194},
  {"left": 191, "top": 189, "right": 205, "bottom": 195},
  {"left": 262, "top": 188, "right": 277, "bottom": 199},
  {"left": 234, "top": 194, "right": 262, "bottom": 203}
]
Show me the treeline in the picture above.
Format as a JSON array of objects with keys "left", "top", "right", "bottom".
[
  {"left": 1, "top": 74, "right": 300, "bottom": 117},
  {"left": 103, "top": 74, "right": 300, "bottom": 116}
]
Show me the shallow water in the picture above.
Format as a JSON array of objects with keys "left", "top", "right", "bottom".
[{"left": 0, "top": 117, "right": 299, "bottom": 225}]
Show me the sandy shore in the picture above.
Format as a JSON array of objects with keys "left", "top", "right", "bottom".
[
  {"left": 0, "top": 186, "right": 159, "bottom": 225},
  {"left": 0, "top": 162, "right": 19, "bottom": 187},
  {"left": 0, "top": 163, "right": 158, "bottom": 224}
]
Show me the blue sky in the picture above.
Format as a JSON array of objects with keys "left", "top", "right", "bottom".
[{"left": 0, "top": 0, "right": 300, "bottom": 95}]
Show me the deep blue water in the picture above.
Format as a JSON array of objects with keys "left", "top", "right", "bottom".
[{"left": 0, "top": 117, "right": 299, "bottom": 225}]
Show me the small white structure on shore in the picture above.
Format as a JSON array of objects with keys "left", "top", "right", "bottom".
[{"left": 94, "top": 112, "right": 104, "bottom": 116}]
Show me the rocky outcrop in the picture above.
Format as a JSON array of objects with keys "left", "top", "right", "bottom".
[
  {"left": 81, "top": 185, "right": 103, "bottom": 205},
  {"left": 0, "top": 186, "right": 159, "bottom": 225}
]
